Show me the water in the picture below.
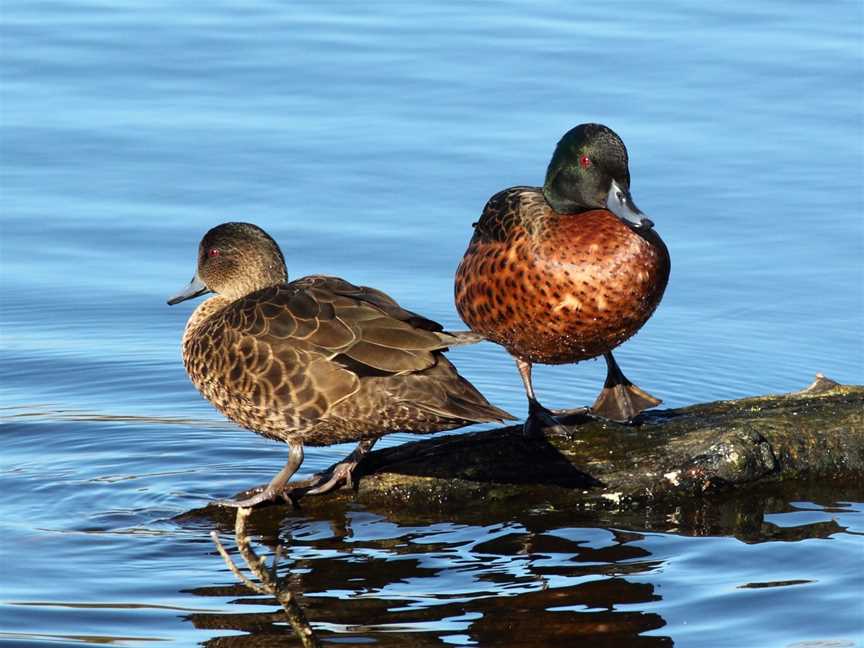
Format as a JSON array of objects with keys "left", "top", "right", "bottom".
[{"left": 1, "top": 1, "right": 862, "bottom": 646}]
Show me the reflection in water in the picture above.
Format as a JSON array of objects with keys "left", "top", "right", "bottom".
[
  {"left": 210, "top": 508, "right": 320, "bottom": 647},
  {"left": 178, "top": 486, "right": 860, "bottom": 647},
  {"left": 183, "top": 508, "right": 670, "bottom": 646}
]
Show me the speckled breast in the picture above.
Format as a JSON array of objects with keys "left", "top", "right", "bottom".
[{"left": 455, "top": 191, "right": 670, "bottom": 365}]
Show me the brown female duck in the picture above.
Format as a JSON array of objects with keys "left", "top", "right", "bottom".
[
  {"left": 169, "top": 222, "right": 513, "bottom": 507},
  {"left": 455, "top": 124, "right": 670, "bottom": 430}
]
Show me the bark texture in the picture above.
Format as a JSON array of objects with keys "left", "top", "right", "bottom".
[{"left": 321, "top": 375, "right": 864, "bottom": 512}]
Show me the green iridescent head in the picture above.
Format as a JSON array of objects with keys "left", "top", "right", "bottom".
[{"left": 543, "top": 123, "right": 652, "bottom": 230}]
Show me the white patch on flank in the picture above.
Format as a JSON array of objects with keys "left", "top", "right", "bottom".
[{"left": 554, "top": 294, "right": 582, "bottom": 312}]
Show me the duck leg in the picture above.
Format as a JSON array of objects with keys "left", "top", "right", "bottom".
[
  {"left": 590, "top": 352, "right": 661, "bottom": 423},
  {"left": 305, "top": 438, "right": 377, "bottom": 496},
  {"left": 214, "top": 440, "right": 304, "bottom": 508},
  {"left": 516, "top": 357, "right": 570, "bottom": 436}
]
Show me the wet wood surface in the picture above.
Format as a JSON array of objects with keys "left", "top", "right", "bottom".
[{"left": 303, "top": 375, "right": 864, "bottom": 512}]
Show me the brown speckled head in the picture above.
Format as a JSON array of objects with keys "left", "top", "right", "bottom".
[
  {"left": 197, "top": 222, "right": 288, "bottom": 301},
  {"left": 167, "top": 222, "right": 288, "bottom": 306}
]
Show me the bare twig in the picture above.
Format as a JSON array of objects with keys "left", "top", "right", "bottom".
[{"left": 211, "top": 507, "right": 321, "bottom": 648}]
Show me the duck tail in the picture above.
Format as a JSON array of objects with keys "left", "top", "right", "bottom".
[
  {"left": 437, "top": 363, "right": 517, "bottom": 423},
  {"left": 411, "top": 358, "right": 517, "bottom": 423},
  {"left": 435, "top": 330, "right": 487, "bottom": 347},
  {"left": 446, "top": 389, "right": 517, "bottom": 423}
]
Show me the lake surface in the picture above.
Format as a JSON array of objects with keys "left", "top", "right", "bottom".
[{"left": 1, "top": 1, "right": 862, "bottom": 646}]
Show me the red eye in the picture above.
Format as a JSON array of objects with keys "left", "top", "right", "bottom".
[
  {"left": 579, "top": 155, "right": 592, "bottom": 169},
  {"left": 208, "top": 248, "right": 220, "bottom": 257}
]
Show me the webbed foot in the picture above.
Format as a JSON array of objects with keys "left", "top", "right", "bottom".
[
  {"left": 591, "top": 383, "right": 661, "bottom": 422},
  {"left": 591, "top": 352, "right": 661, "bottom": 423},
  {"left": 523, "top": 398, "right": 570, "bottom": 437}
]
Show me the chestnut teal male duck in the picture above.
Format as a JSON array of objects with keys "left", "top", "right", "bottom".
[
  {"left": 455, "top": 124, "right": 670, "bottom": 431},
  {"left": 169, "top": 222, "right": 513, "bottom": 507}
]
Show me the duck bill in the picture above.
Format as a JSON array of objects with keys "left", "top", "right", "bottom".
[
  {"left": 606, "top": 180, "right": 654, "bottom": 230},
  {"left": 167, "top": 275, "right": 210, "bottom": 305}
]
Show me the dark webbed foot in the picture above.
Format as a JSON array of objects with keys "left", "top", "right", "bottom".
[
  {"left": 590, "top": 352, "right": 661, "bottom": 423},
  {"left": 515, "top": 357, "right": 575, "bottom": 436},
  {"left": 523, "top": 398, "right": 570, "bottom": 437},
  {"left": 591, "top": 382, "right": 661, "bottom": 422}
]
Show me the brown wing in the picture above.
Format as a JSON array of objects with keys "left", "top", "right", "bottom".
[
  {"left": 291, "top": 275, "right": 456, "bottom": 374},
  {"left": 186, "top": 294, "right": 360, "bottom": 435},
  {"left": 190, "top": 276, "right": 462, "bottom": 420},
  {"left": 471, "top": 186, "right": 548, "bottom": 242},
  {"left": 186, "top": 276, "right": 513, "bottom": 441},
  {"left": 293, "top": 275, "right": 443, "bottom": 332}
]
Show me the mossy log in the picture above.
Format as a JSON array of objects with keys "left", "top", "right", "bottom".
[{"left": 300, "top": 375, "right": 863, "bottom": 512}]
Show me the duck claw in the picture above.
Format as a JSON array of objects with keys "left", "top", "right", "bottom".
[
  {"left": 304, "top": 438, "right": 376, "bottom": 496},
  {"left": 305, "top": 461, "right": 359, "bottom": 495}
]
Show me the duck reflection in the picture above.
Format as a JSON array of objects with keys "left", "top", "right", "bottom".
[
  {"left": 179, "top": 481, "right": 857, "bottom": 646},
  {"left": 183, "top": 505, "right": 672, "bottom": 646}
]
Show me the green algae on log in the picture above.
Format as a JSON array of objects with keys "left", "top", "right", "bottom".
[{"left": 313, "top": 375, "right": 863, "bottom": 511}]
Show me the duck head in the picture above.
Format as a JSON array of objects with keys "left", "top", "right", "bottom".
[
  {"left": 167, "top": 222, "right": 288, "bottom": 305},
  {"left": 542, "top": 123, "right": 653, "bottom": 231}
]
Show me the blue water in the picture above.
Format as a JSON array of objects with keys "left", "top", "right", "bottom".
[{"left": 1, "top": 1, "right": 862, "bottom": 646}]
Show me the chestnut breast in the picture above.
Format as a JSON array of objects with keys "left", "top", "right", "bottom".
[{"left": 455, "top": 188, "right": 669, "bottom": 364}]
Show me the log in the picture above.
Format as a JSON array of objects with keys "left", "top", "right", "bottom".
[{"left": 301, "top": 375, "right": 863, "bottom": 513}]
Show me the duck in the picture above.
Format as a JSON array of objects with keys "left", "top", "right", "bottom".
[
  {"left": 168, "top": 222, "right": 514, "bottom": 507},
  {"left": 454, "top": 123, "right": 670, "bottom": 432}
]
